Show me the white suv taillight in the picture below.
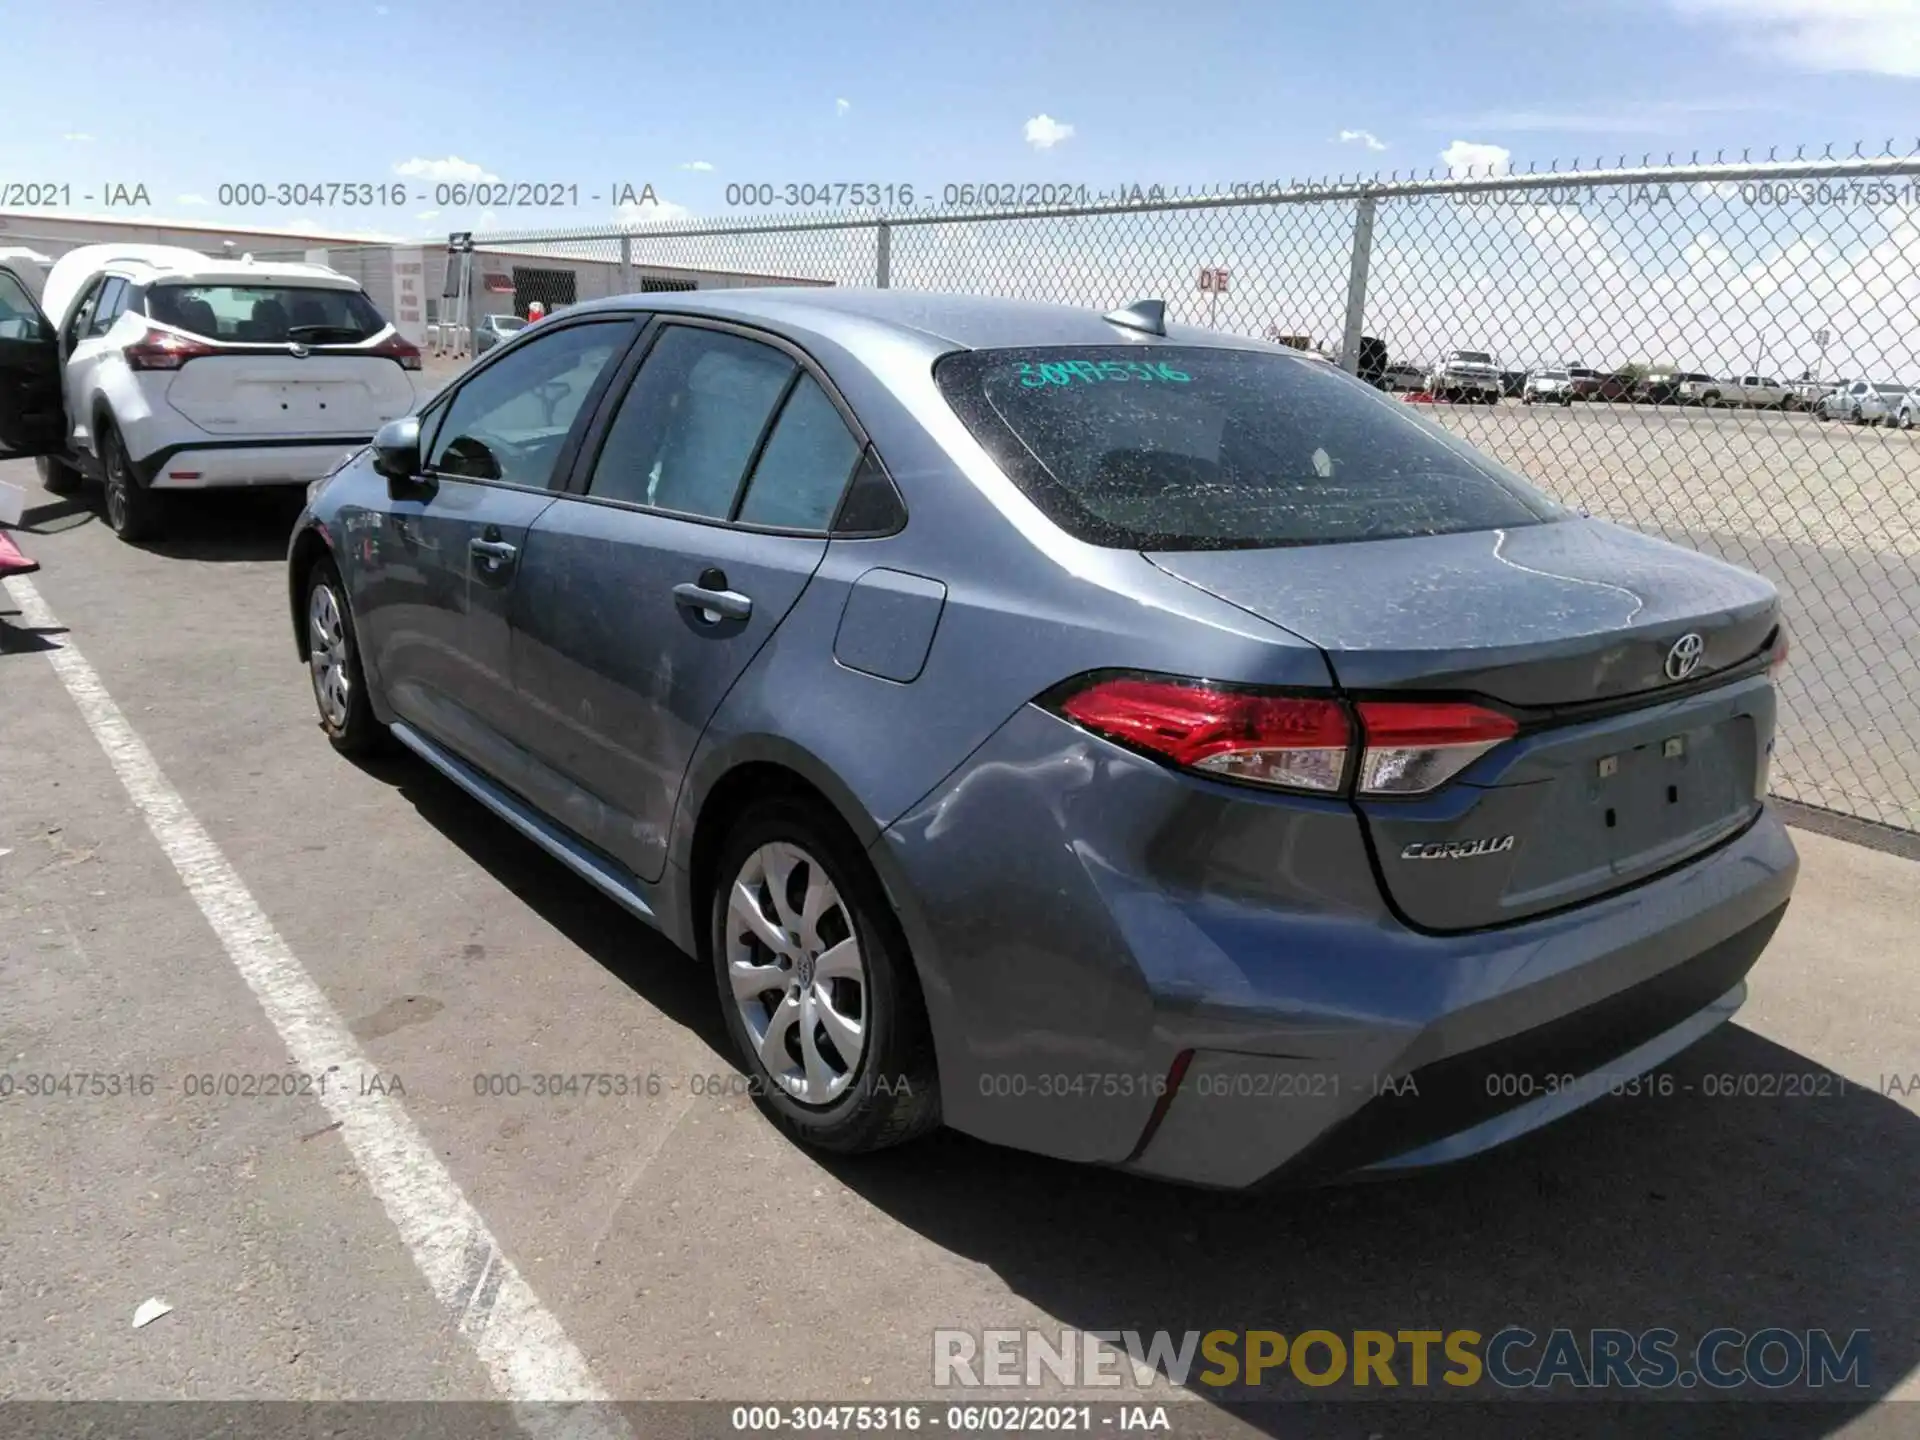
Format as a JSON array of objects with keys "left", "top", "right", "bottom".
[
  {"left": 367, "top": 332, "right": 423, "bottom": 371},
  {"left": 124, "top": 328, "right": 220, "bottom": 371}
]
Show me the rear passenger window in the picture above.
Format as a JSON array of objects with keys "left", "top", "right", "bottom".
[
  {"left": 585, "top": 326, "right": 796, "bottom": 517},
  {"left": 736, "top": 376, "right": 861, "bottom": 530},
  {"left": 426, "top": 321, "right": 627, "bottom": 488}
]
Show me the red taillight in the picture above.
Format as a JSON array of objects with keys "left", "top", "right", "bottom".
[
  {"left": 368, "top": 331, "right": 423, "bottom": 370},
  {"left": 1050, "top": 677, "right": 1521, "bottom": 798},
  {"left": 1054, "top": 676, "right": 1351, "bottom": 793},
  {"left": 124, "top": 327, "right": 219, "bottom": 371},
  {"left": 1354, "top": 700, "right": 1518, "bottom": 795}
]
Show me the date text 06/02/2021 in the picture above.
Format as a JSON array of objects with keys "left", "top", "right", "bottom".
[{"left": 209, "top": 181, "right": 659, "bottom": 209}]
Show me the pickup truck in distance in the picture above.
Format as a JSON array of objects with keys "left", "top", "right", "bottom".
[
  {"left": 1428, "top": 349, "right": 1504, "bottom": 403},
  {"left": 1677, "top": 374, "right": 1790, "bottom": 408}
]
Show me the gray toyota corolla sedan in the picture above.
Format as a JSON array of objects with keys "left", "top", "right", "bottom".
[{"left": 287, "top": 288, "right": 1797, "bottom": 1187}]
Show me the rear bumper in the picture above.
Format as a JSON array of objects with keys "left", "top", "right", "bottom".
[
  {"left": 875, "top": 705, "right": 1799, "bottom": 1188},
  {"left": 136, "top": 439, "right": 372, "bottom": 489}
]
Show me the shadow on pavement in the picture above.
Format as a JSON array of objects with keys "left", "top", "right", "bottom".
[
  {"left": 0, "top": 615, "right": 65, "bottom": 654},
  {"left": 372, "top": 749, "right": 1916, "bottom": 1437},
  {"left": 15, "top": 495, "right": 96, "bottom": 535},
  {"left": 361, "top": 748, "right": 730, "bottom": 1055},
  {"left": 134, "top": 489, "right": 308, "bottom": 562}
]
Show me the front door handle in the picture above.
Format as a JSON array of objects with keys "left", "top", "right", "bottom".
[
  {"left": 469, "top": 536, "right": 518, "bottom": 572},
  {"left": 672, "top": 582, "right": 753, "bottom": 623}
]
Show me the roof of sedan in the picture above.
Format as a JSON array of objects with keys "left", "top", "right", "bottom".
[{"left": 572, "top": 286, "right": 1282, "bottom": 353}]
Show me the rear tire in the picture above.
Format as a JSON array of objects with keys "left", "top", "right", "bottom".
[
  {"left": 99, "top": 424, "right": 163, "bottom": 543},
  {"left": 304, "top": 557, "right": 385, "bottom": 757},
  {"left": 709, "top": 798, "right": 940, "bottom": 1155},
  {"left": 36, "top": 455, "right": 82, "bottom": 495}
]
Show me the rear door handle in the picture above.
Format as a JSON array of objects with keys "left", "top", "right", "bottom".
[
  {"left": 469, "top": 537, "right": 517, "bottom": 571},
  {"left": 672, "top": 583, "right": 752, "bottom": 623}
]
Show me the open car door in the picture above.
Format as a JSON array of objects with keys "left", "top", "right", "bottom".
[{"left": 0, "top": 262, "right": 65, "bottom": 462}]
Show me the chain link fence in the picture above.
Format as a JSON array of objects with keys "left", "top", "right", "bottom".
[{"left": 474, "top": 146, "right": 1920, "bottom": 834}]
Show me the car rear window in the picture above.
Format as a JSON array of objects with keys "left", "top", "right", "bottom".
[
  {"left": 146, "top": 284, "right": 388, "bottom": 344},
  {"left": 935, "top": 346, "right": 1567, "bottom": 550}
]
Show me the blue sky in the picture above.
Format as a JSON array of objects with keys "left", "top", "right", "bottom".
[{"left": 2, "top": 0, "right": 1918, "bottom": 239}]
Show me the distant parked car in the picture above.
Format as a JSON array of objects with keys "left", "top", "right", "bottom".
[
  {"left": 1522, "top": 368, "right": 1577, "bottom": 406},
  {"left": 1380, "top": 362, "right": 1427, "bottom": 392},
  {"left": 1815, "top": 380, "right": 1907, "bottom": 425},
  {"left": 1500, "top": 369, "right": 1528, "bottom": 398},
  {"left": 1645, "top": 371, "right": 1717, "bottom": 406},
  {"left": 474, "top": 313, "right": 528, "bottom": 353},
  {"left": 1595, "top": 370, "right": 1640, "bottom": 402},
  {"left": 1787, "top": 378, "right": 1834, "bottom": 412},
  {"left": 1729, "top": 376, "right": 1791, "bottom": 409},
  {"left": 1677, "top": 375, "right": 1790, "bottom": 409},
  {"left": 1565, "top": 366, "right": 1604, "bottom": 399},
  {"left": 1893, "top": 389, "right": 1918, "bottom": 431},
  {"left": 1427, "top": 349, "right": 1505, "bottom": 403}
]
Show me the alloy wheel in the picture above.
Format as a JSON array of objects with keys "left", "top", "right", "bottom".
[
  {"left": 105, "top": 443, "right": 129, "bottom": 532},
  {"left": 308, "top": 584, "right": 352, "bottom": 729},
  {"left": 724, "top": 840, "right": 867, "bottom": 1105}
]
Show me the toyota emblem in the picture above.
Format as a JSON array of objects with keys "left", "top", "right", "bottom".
[{"left": 1665, "top": 632, "right": 1705, "bottom": 681}]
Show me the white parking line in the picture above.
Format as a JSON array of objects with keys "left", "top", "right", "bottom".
[{"left": 4, "top": 575, "right": 632, "bottom": 1439}]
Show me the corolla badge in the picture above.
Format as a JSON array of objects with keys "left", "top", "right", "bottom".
[
  {"left": 1664, "top": 632, "right": 1705, "bottom": 681},
  {"left": 1401, "top": 836, "right": 1516, "bottom": 861}
]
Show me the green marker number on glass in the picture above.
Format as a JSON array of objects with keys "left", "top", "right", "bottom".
[{"left": 1015, "top": 359, "right": 1192, "bottom": 387}]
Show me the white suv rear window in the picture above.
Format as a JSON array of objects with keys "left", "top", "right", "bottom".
[{"left": 147, "top": 284, "right": 387, "bottom": 345}]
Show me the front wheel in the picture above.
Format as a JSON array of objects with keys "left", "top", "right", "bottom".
[
  {"left": 710, "top": 800, "right": 940, "bottom": 1155},
  {"left": 305, "top": 557, "right": 385, "bottom": 756},
  {"left": 99, "top": 425, "right": 163, "bottom": 542}
]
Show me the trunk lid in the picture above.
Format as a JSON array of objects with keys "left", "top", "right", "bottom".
[
  {"left": 1148, "top": 519, "right": 1780, "bottom": 930},
  {"left": 164, "top": 353, "right": 414, "bottom": 437}
]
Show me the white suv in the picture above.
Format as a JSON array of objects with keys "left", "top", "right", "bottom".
[{"left": 0, "top": 244, "right": 418, "bottom": 541}]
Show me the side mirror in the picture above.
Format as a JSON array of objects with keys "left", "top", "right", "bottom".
[{"left": 371, "top": 416, "right": 422, "bottom": 482}]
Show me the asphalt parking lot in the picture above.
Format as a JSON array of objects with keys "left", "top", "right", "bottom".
[{"left": 2, "top": 447, "right": 1918, "bottom": 1434}]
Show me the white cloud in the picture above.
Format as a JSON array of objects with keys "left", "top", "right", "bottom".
[
  {"left": 175, "top": 193, "right": 208, "bottom": 206},
  {"left": 63, "top": 132, "right": 94, "bottom": 142},
  {"left": 1669, "top": 0, "right": 1920, "bottom": 77},
  {"left": 1440, "top": 140, "right": 1512, "bottom": 176},
  {"left": 835, "top": 97, "right": 851, "bottom": 116},
  {"left": 1338, "top": 128, "right": 1388, "bottom": 152},
  {"left": 680, "top": 160, "right": 715, "bottom": 172},
  {"left": 415, "top": 209, "right": 440, "bottom": 220},
  {"left": 392, "top": 155, "right": 500, "bottom": 183},
  {"left": 1024, "top": 113, "right": 1075, "bottom": 150},
  {"left": 374, "top": 3, "right": 390, "bottom": 13}
]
